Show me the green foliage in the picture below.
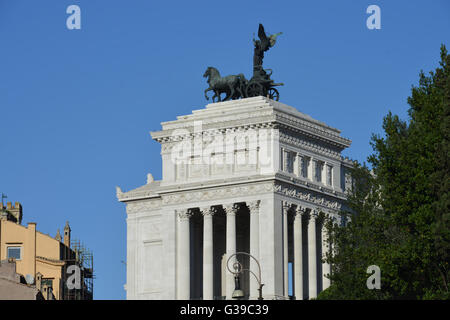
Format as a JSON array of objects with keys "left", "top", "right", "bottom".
[{"left": 317, "top": 45, "right": 450, "bottom": 300}]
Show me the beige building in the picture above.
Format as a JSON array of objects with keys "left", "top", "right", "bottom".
[{"left": 0, "top": 201, "right": 93, "bottom": 300}]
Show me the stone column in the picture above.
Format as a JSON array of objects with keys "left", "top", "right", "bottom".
[
  {"left": 282, "top": 148, "right": 288, "bottom": 172},
  {"left": 305, "top": 157, "right": 311, "bottom": 180},
  {"left": 326, "top": 164, "right": 333, "bottom": 186},
  {"left": 310, "top": 159, "right": 316, "bottom": 182},
  {"left": 201, "top": 206, "right": 215, "bottom": 300},
  {"left": 308, "top": 209, "right": 318, "bottom": 299},
  {"left": 224, "top": 203, "right": 238, "bottom": 300},
  {"left": 282, "top": 201, "right": 291, "bottom": 298},
  {"left": 321, "top": 162, "right": 327, "bottom": 184},
  {"left": 298, "top": 155, "right": 305, "bottom": 178},
  {"left": 248, "top": 200, "right": 261, "bottom": 299},
  {"left": 322, "top": 213, "right": 331, "bottom": 291},
  {"left": 294, "top": 205, "right": 306, "bottom": 300},
  {"left": 177, "top": 209, "right": 193, "bottom": 300}
]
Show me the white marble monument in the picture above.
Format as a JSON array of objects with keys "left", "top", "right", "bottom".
[{"left": 117, "top": 96, "right": 353, "bottom": 300}]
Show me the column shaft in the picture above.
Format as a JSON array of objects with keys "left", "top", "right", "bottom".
[
  {"left": 322, "top": 217, "right": 331, "bottom": 291},
  {"left": 294, "top": 207, "right": 304, "bottom": 300},
  {"left": 249, "top": 200, "right": 260, "bottom": 299},
  {"left": 202, "top": 207, "right": 214, "bottom": 300},
  {"left": 224, "top": 204, "right": 237, "bottom": 300},
  {"left": 282, "top": 202, "right": 290, "bottom": 298},
  {"left": 177, "top": 210, "right": 192, "bottom": 300},
  {"left": 308, "top": 211, "right": 317, "bottom": 299}
]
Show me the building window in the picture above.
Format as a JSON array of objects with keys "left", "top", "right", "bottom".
[
  {"left": 7, "top": 246, "right": 22, "bottom": 260},
  {"left": 281, "top": 148, "right": 287, "bottom": 172},
  {"left": 42, "top": 278, "right": 53, "bottom": 287},
  {"left": 315, "top": 161, "right": 323, "bottom": 182},
  {"left": 300, "top": 156, "right": 310, "bottom": 178},
  {"left": 286, "top": 152, "right": 294, "bottom": 173},
  {"left": 282, "top": 149, "right": 294, "bottom": 174}
]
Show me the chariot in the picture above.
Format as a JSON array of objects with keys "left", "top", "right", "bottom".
[
  {"left": 203, "top": 24, "right": 284, "bottom": 102},
  {"left": 243, "top": 67, "right": 284, "bottom": 101}
]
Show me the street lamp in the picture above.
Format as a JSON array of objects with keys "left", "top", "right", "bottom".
[
  {"left": 226, "top": 252, "right": 264, "bottom": 300},
  {"left": 231, "top": 274, "right": 245, "bottom": 299}
]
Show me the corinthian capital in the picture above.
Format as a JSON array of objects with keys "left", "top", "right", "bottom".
[
  {"left": 282, "top": 201, "right": 292, "bottom": 213},
  {"left": 309, "top": 208, "right": 320, "bottom": 220},
  {"left": 200, "top": 206, "right": 215, "bottom": 217},
  {"left": 177, "top": 209, "right": 194, "bottom": 220},
  {"left": 295, "top": 205, "right": 308, "bottom": 217},
  {"left": 318, "top": 210, "right": 331, "bottom": 224},
  {"left": 223, "top": 203, "right": 239, "bottom": 215},
  {"left": 247, "top": 200, "right": 261, "bottom": 213}
]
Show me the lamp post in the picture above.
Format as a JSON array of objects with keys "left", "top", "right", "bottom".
[
  {"left": 231, "top": 273, "right": 245, "bottom": 300},
  {"left": 226, "top": 252, "right": 264, "bottom": 300}
]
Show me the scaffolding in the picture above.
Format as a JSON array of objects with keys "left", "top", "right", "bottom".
[{"left": 62, "top": 239, "right": 94, "bottom": 300}]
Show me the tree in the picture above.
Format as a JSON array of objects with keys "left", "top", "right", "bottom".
[{"left": 318, "top": 45, "right": 450, "bottom": 300}]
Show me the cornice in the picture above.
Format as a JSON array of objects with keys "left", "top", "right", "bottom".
[
  {"left": 123, "top": 174, "right": 345, "bottom": 214},
  {"left": 119, "top": 169, "right": 346, "bottom": 202},
  {"left": 36, "top": 256, "right": 65, "bottom": 266},
  {"left": 275, "top": 113, "right": 350, "bottom": 148},
  {"left": 150, "top": 98, "right": 351, "bottom": 151},
  {"left": 151, "top": 119, "right": 276, "bottom": 143},
  {"left": 275, "top": 172, "right": 346, "bottom": 199},
  {"left": 279, "top": 132, "right": 341, "bottom": 160},
  {"left": 161, "top": 181, "right": 275, "bottom": 206}
]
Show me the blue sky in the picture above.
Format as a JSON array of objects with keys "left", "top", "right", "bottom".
[{"left": 0, "top": 1, "right": 448, "bottom": 299}]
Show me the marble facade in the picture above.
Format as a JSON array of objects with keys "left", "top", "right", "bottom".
[{"left": 117, "top": 96, "right": 353, "bottom": 300}]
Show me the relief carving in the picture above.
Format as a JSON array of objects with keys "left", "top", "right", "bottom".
[{"left": 127, "top": 200, "right": 161, "bottom": 215}]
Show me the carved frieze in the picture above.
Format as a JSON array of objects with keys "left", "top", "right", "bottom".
[
  {"left": 274, "top": 183, "right": 342, "bottom": 211},
  {"left": 154, "top": 179, "right": 342, "bottom": 213},
  {"left": 161, "top": 182, "right": 275, "bottom": 205},
  {"left": 126, "top": 200, "right": 162, "bottom": 215}
]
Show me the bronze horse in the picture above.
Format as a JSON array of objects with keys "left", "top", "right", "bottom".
[{"left": 203, "top": 67, "right": 247, "bottom": 102}]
